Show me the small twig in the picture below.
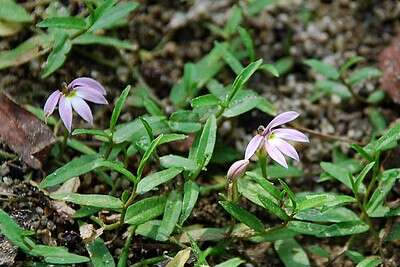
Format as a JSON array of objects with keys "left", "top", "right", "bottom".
[{"left": 290, "top": 123, "right": 364, "bottom": 145}]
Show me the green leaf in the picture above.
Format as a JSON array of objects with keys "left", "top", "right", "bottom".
[
  {"left": 215, "top": 258, "right": 245, "bottom": 267},
  {"left": 274, "top": 239, "right": 310, "bottom": 267},
  {"left": 114, "top": 116, "right": 169, "bottom": 143},
  {"left": 295, "top": 207, "right": 359, "bottom": 223},
  {"left": 304, "top": 59, "right": 339, "bottom": 80},
  {"left": 347, "top": 67, "right": 382, "bottom": 86},
  {"left": 31, "top": 245, "right": 90, "bottom": 264},
  {"left": 223, "top": 90, "right": 262, "bottom": 117},
  {"left": 320, "top": 162, "right": 365, "bottom": 192},
  {"left": 37, "top": 16, "right": 87, "bottom": 29},
  {"left": 258, "top": 194, "right": 290, "bottom": 221},
  {"left": 157, "top": 190, "right": 182, "bottom": 241},
  {"left": 0, "top": 209, "right": 32, "bottom": 251},
  {"left": 178, "top": 227, "right": 226, "bottom": 243},
  {"left": 124, "top": 196, "right": 167, "bottom": 225},
  {"left": 73, "top": 33, "right": 135, "bottom": 50},
  {"left": 367, "top": 108, "right": 386, "bottom": 135},
  {"left": 318, "top": 221, "right": 369, "bottom": 237},
  {"left": 247, "top": 0, "right": 277, "bottom": 15},
  {"left": 238, "top": 177, "right": 277, "bottom": 207},
  {"left": 375, "top": 123, "right": 400, "bottom": 151},
  {"left": 296, "top": 193, "right": 355, "bottom": 211},
  {"left": 274, "top": 57, "right": 294, "bottom": 76},
  {"left": 216, "top": 42, "right": 243, "bottom": 75},
  {"left": 219, "top": 201, "right": 265, "bottom": 232},
  {"left": 238, "top": 26, "right": 255, "bottom": 61},
  {"left": 260, "top": 63, "right": 279, "bottom": 77},
  {"left": 351, "top": 144, "right": 373, "bottom": 161},
  {"left": 169, "top": 111, "right": 201, "bottom": 133},
  {"left": 143, "top": 97, "right": 163, "bottom": 116},
  {"left": 135, "top": 220, "right": 160, "bottom": 240},
  {"left": 279, "top": 179, "right": 297, "bottom": 209},
  {"left": 356, "top": 256, "right": 382, "bottom": 267},
  {"left": 0, "top": 0, "right": 32, "bottom": 22},
  {"left": 73, "top": 206, "right": 100, "bottom": 219},
  {"left": 250, "top": 227, "right": 298, "bottom": 243},
  {"left": 158, "top": 134, "right": 187, "bottom": 144},
  {"left": 246, "top": 171, "right": 281, "bottom": 200},
  {"left": 367, "top": 90, "right": 385, "bottom": 104},
  {"left": 345, "top": 250, "right": 365, "bottom": 263},
  {"left": 191, "top": 94, "right": 220, "bottom": 108},
  {"left": 367, "top": 171, "right": 397, "bottom": 214},
  {"left": 179, "top": 180, "right": 200, "bottom": 225},
  {"left": 159, "top": 155, "right": 197, "bottom": 171},
  {"left": 90, "top": 1, "right": 139, "bottom": 32},
  {"left": 339, "top": 56, "right": 365, "bottom": 74},
  {"left": 136, "top": 168, "right": 182, "bottom": 194},
  {"left": 0, "top": 34, "right": 52, "bottom": 69},
  {"left": 315, "top": 80, "right": 352, "bottom": 98},
  {"left": 385, "top": 223, "right": 400, "bottom": 241},
  {"left": 86, "top": 238, "right": 115, "bottom": 267},
  {"left": 224, "top": 5, "right": 242, "bottom": 36},
  {"left": 307, "top": 245, "right": 330, "bottom": 258},
  {"left": 40, "top": 154, "right": 136, "bottom": 188},
  {"left": 110, "top": 85, "right": 131, "bottom": 131},
  {"left": 226, "top": 59, "right": 263, "bottom": 103},
  {"left": 66, "top": 138, "right": 97, "bottom": 155},
  {"left": 137, "top": 134, "right": 163, "bottom": 178},
  {"left": 194, "top": 115, "right": 217, "bottom": 168},
  {"left": 41, "top": 33, "right": 72, "bottom": 78},
  {"left": 50, "top": 193, "right": 123, "bottom": 209},
  {"left": 354, "top": 162, "right": 375, "bottom": 193},
  {"left": 72, "top": 129, "right": 110, "bottom": 138}
]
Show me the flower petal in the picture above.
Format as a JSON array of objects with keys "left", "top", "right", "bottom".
[
  {"left": 59, "top": 96, "right": 73, "bottom": 132},
  {"left": 69, "top": 77, "right": 106, "bottom": 95},
  {"left": 271, "top": 138, "right": 299, "bottom": 161},
  {"left": 75, "top": 87, "right": 108, "bottom": 104},
  {"left": 265, "top": 140, "right": 288, "bottom": 168},
  {"left": 43, "top": 90, "right": 61, "bottom": 116},
  {"left": 245, "top": 134, "right": 264, "bottom": 160},
  {"left": 227, "top": 159, "right": 249, "bottom": 180},
  {"left": 70, "top": 96, "right": 93, "bottom": 124},
  {"left": 273, "top": 128, "right": 309, "bottom": 143},
  {"left": 263, "top": 111, "right": 300, "bottom": 135}
]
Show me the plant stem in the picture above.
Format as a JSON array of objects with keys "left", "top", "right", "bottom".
[
  {"left": 117, "top": 226, "right": 136, "bottom": 267},
  {"left": 259, "top": 153, "right": 268, "bottom": 179}
]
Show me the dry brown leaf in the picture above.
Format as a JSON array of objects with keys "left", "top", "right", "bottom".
[
  {"left": 0, "top": 93, "right": 55, "bottom": 169},
  {"left": 378, "top": 34, "right": 400, "bottom": 104}
]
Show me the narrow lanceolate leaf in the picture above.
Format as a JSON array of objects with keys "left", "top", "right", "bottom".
[
  {"left": 0, "top": 0, "right": 32, "bottom": 22},
  {"left": 304, "top": 59, "right": 340, "bottom": 80},
  {"left": 137, "top": 134, "right": 164, "bottom": 178},
  {"left": 40, "top": 154, "right": 136, "bottom": 188},
  {"left": 258, "top": 194, "right": 290, "bottom": 221},
  {"left": 216, "top": 42, "right": 243, "bottom": 75},
  {"left": 136, "top": 168, "right": 182, "bottom": 194},
  {"left": 51, "top": 193, "right": 123, "bottom": 209},
  {"left": 215, "top": 258, "right": 245, "bottom": 267},
  {"left": 179, "top": 180, "right": 200, "bottom": 225},
  {"left": 238, "top": 26, "right": 255, "bottom": 62},
  {"left": 320, "top": 162, "right": 365, "bottom": 193},
  {"left": 246, "top": 172, "right": 281, "bottom": 200},
  {"left": 347, "top": 67, "right": 382, "bottom": 86},
  {"left": 73, "top": 33, "right": 135, "bottom": 50},
  {"left": 354, "top": 162, "right": 375, "bottom": 193},
  {"left": 339, "top": 56, "right": 365, "bottom": 74},
  {"left": 191, "top": 94, "right": 220, "bottom": 108},
  {"left": 219, "top": 201, "right": 265, "bottom": 232},
  {"left": 194, "top": 115, "right": 217, "bottom": 168},
  {"left": 124, "top": 195, "right": 167, "bottom": 225},
  {"left": 274, "top": 239, "right": 310, "bottom": 267},
  {"left": 157, "top": 190, "right": 182, "bottom": 241},
  {"left": 72, "top": 129, "right": 110, "bottom": 138},
  {"left": 110, "top": 85, "right": 131, "bottom": 130},
  {"left": 86, "top": 238, "right": 115, "bottom": 267},
  {"left": 37, "top": 17, "right": 87, "bottom": 29},
  {"left": 160, "top": 155, "right": 197, "bottom": 171},
  {"left": 224, "top": 5, "right": 242, "bottom": 36},
  {"left": 41, "top": 33, "right": 72, "bottom": 78},
  {"left": 31, "top": 245, "right": 90, "bottom": 264},
  {"left": 355, "top": 256, "right": 382, "bottom": 267},
  {"left": 0, "top": 209, "right": 32, "bottom": 251},
  {"left": 89, "top": 2, "right": 139, "bottom": 32},
  {"left": 226, "top": 59, "right": 263, "bottom": 103}
]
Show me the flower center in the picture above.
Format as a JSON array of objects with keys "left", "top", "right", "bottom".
[{"left": 267, "top": 132, "right": 276, "bottom": 140}]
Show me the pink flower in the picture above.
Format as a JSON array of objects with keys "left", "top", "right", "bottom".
[
  {"left": 245, "top": 111, "right": 309, "bottom": 168},
  {"left": 227, "top": 159, "right": 250, "bottom": 181},
  {"left": 43, "top": 77, "right": 108, "bottom": 132}
]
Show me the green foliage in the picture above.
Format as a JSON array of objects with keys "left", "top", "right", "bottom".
[
  {"left": 0, "top": 0, "right": 32, "bottom": 22},
  {"left": 50, "top": 193, "right": 123, "bottom": 209},
  {"left": 86, "top": 238, "right": 115, "bottom": 267},
  {"left": 274, "top": 239, "right": 310, "bottom": 267},
  {"left": 124, "top": 196, "right": 167, "bottom": 225},
  {"left": 219, "top": 201, "right": 265, "bottom": 232}
]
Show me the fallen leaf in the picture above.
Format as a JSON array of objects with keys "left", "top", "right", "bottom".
[
  {"left": 166, "top": 248, "right": 191, "bottom": 267},
  {"left": 378, "top": 34, "right": 400, "bottom": 104},
  {"left": 0, "top": 93, "right": 56, "bottom": 169}
]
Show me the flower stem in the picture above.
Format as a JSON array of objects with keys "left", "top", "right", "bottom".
[
  {"left": 117, "top": 226, "right": 136, "bottom": 267},
  {"left": 259, "top": 153, "right": 268, "bottom": 179}
]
